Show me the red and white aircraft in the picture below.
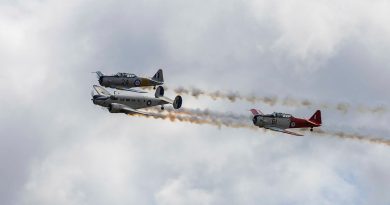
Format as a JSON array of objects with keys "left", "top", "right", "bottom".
[{"left": 250, "top": 109, "right": 322, "bottom": 136}]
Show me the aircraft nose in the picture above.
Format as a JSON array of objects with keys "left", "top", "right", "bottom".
[{"left": 92, "top": 95, "right": 100, "bottom": 104}]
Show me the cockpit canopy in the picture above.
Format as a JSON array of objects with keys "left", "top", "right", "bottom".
[
  {"left": 115, "top": 72, "right": 137, "bottom": 78},
  {"left": 272, "top": 112, "right": 292, "bottom": 118}
]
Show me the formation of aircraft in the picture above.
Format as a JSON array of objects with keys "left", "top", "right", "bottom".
[
  {"left": 93, "top": 69, "right": 163, "bottom": 93},
  {"left": 92, "top": 85, "right": 182, "bottom": 115},
  {"left": 91, "top": 69, "right": 323, "bottom": 136},
  {"left": 250, "top": 109, "right": 322, "bottom": 136},
  {"left": 91, "top": 69, "right": 182, "bottom": 116}
]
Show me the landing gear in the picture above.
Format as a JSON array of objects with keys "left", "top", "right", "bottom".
[
  {"left": 161, "top": 105, "right": 164, "bottom": 110},
  {"left": 310, "top": 127, "right": 313, "bottom": 132},
  {"left": 153, "top": 86, "right": 156, "bottom": 90}
]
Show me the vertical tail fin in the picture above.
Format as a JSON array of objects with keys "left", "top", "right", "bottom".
[
  {"left": 93, "top": 85, "right": 111, "bottom": 96},
  {"left": 309, "top": 110, "right": 321, "bottom": 125},
  {"left": 173, "top": 96, "right": 183, "bottom": 109},
  {"left": 152, "top": 69, "right": 164, "bottom": 83},
  {"left": 155, "top": 86, "right": 164, "bottom": 98}
]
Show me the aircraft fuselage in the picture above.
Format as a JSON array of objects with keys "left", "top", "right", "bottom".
[
  {"left": 99, "top": 76, "right": 162, "bottom": 89},
  {"left": 93, "top": 94, "right": 168, "bottom": 110},
  {"left": 252, "top": 114, "right": 319, "bottom": 129}
]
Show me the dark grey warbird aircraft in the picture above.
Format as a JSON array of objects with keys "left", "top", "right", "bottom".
[
  {"left": 91, "top": 85, "right": 182, "bottom": 115},
  {"left": 93, "top": 69, "right": 164, "bottom": 93}
]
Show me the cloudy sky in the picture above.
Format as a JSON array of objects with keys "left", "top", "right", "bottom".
[{"left": 1, "top": 0, "right": 390, "bottom": 204}]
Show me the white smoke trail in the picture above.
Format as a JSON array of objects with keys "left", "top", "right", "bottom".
[
  {"left": 309, "top": 129, "right": 390, "bottom": 147},
  {"left": 133, "top": 106, "right": 390, "bottom": 147},
  {"left": 138, "top": 86, "right": 386, "bottom": 114},
  {"left": 172, "top": 86, "right": 387, "bottom": 115}
]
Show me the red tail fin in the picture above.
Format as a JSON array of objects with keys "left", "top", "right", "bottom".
[{"left": 309, "top": 110, "right": 321, "bottom": 125}]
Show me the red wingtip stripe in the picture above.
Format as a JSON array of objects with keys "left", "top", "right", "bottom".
[{"left": 250, "top": 109, "right": 263, "bottom": 115}]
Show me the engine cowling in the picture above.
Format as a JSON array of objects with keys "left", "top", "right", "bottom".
[
  {"left": 108, "top": 103, "right": 125, "bottom": 113},
  {"left": 252, "top": 116, "right": 258, "bottom": 125}
]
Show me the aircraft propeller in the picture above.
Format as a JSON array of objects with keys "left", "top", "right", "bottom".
[{"left": 252, "top": 116, "right": 257, "bottom": 124}]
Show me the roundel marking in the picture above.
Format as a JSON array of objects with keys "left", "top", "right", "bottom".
[
  {"left": 134, "top": 79, "right": 141, "bottom": 86},
  {"left": 291, "top": 122, "right": 296, "bottom": 127},
  {"left": 146, "top": 100, "right": 152, "bottom": 106}
]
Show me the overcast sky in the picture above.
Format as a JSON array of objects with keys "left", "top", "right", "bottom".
[{"left": 1, "top": 0, "right": 390, "bottom": 204}]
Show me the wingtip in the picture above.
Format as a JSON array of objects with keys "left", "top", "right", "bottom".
[{"left": 249, "top": 109, "right": 263, "bottom": 115}]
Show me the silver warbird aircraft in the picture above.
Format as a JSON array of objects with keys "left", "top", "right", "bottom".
[
  {"left": 91, "top": 85, "right": 182, "bottom": 115},
  {"left": 93, "top": 69, "right": 164, "bottom": 93}
]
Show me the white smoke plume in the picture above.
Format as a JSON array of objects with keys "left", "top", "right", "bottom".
[
  {"left": 172, "top": 86, "right": 387, "bottom": 114},
  {"left": 135, "top": 106, "right": 390, "bottom": 147}
]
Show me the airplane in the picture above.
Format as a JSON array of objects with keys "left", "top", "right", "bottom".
[
  {"left": 92, "top": 69, "right": 164, "bottom": 93},
  {"left": 91, "top": 85, "right": 182, "bottom": 115},
  {"left": 250, "top": 109, "right": 322, "bottom": 136}
]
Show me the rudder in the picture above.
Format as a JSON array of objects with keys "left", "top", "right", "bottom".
[
  {"left": 155, "top": 86, "right": 164, "bottom": 98},
  {"left": 152, "top": 69, "right": 164, "bottom": 83},
  {"left": 92, "top": 71, "right": 104, "bottom": 78},
  {"left": 173, "top": 96, "right": 182, "bottom": 109},
  {"left": 309, "top": 110, "right": 321, "bottom": 125}
]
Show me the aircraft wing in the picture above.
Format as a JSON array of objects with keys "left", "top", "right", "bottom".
[
  {"left": 265, "top": 126, "right": 304, "bottom": 136},
  {"left": 157, "top": 96, "right": 174, "bottom": 104},
  {"left": 115, "top": 86, "right": 148, "bottom": 93},
  {"left": 93, "top": 85, "right": 111, "bottom": 96},
  {"left": 121, "top": 106, "right": 153, "bottom": 116},
  {"left": 250, "top": 109, "right": 263, "bottom": 116},
  {"left": 109, "top": 103, "right": 156, "bottom": 116}
]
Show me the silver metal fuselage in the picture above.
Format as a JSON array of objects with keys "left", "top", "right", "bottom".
[{"left": 93, "top": 94, "right": 168, "bottom": 109}]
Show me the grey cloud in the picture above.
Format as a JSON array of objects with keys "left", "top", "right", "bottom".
[{"left": 1, "top": 0, "right": 390, "bottom": 205}]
